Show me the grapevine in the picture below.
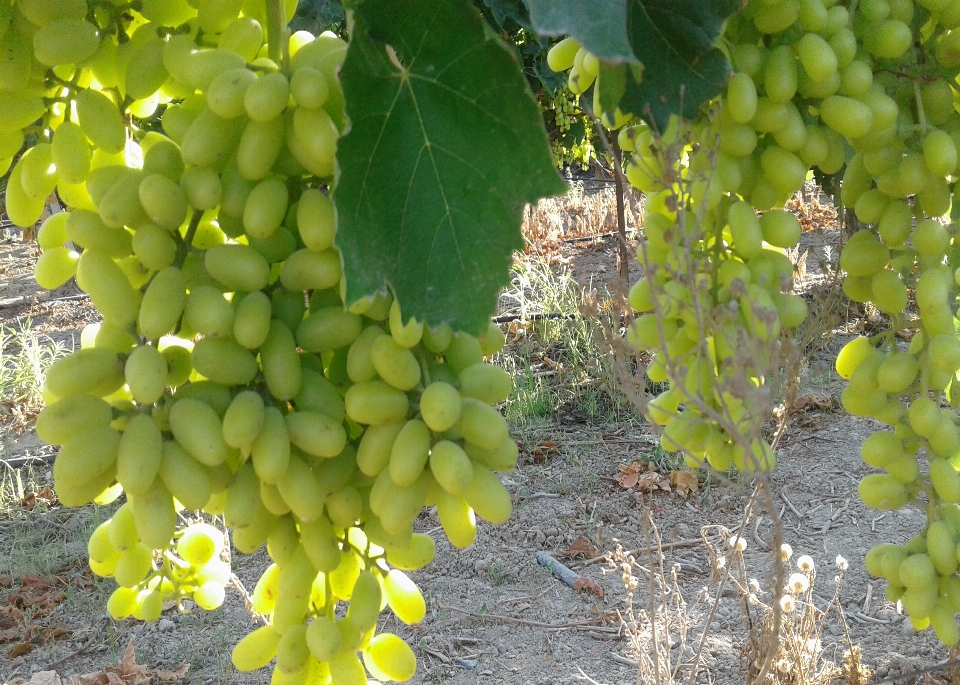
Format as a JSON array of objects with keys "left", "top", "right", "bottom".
[
  {"left": 548, "top": 0, "right": 960, "bottom": 646},
  {"left": 13, "top": 0, "right": 529, "bottom": 681}
]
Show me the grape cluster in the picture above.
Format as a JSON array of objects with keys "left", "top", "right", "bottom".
[
  {"left": 17, "top": 0, "right": 519, "bottom": 680},
  {"left": 552, "top": 0, "right": 960, "bottom": 645}
]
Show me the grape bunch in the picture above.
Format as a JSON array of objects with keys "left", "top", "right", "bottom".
[
  {"left": 552, "top": 0, "right": 960, "bottom": 645},
  {"left": 16, "top": 0, "right": 519, "bottom": 680}
]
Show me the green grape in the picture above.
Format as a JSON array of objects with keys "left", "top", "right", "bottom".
[
  {"left": 230, "top": 292, "right": 270, "bottom": 349},
  {"left": 219, "top": 16, "right": 263, "bottom": 61},
  {"left": 436, "top": 487, "right": 477, "bottom": 548},
  {"left": 285, "top": 410, "right": 347, "bottom": 458},
  {"left": 367, "top": 336, "right": 419, "bottom": 391},
  {"left": 224, "top": 463, "right": 264, "bottom": 529},
  {"left": 866, "top": 19, "right": 912, "bottom": 58},
  {"left": 54, "top": 425, "right": 120, "bottom": 487},
  {"left": 125, "top": 344, "right": 168, "bottom": 405},
  {"left": 76, "top": 249, "right": 142, "bottom": 326},
  {"left": 364, "top": 633, "right": 417, "bottom": 683},
  {"left": 463, "top": 463, "right": 512, "bottom": 524},
  {"left": 797, "top": 32, "right": 838, "bottom": 83},
  {"left": 241, "top": 72, "right": 288, "bottom": 122},
  {"left": 37, "top": 212, "right": 69, "bottom": 251},
  {"left": 192, "top": 337, "right": 259, "bottom": 386},
  {"left": 930, "top": 458, "right": 960, "bottom": 502},
  {"left": 294, "top": 187, "right": 335, "bottom": 252},
  {"left": 184, "top": 286, "right": 232, "bottom": 338},
  {"left": 926, "top": 520, "right": 957, "bottom": 576},
  {"left": 169, "top": 398, "right": 230, "bottom": 466},
  {"left": 290, "top": 66, "right": 329, "bottom": 109},
  {"left": 388, "top": 301, "right": 423, "bottom": 348},
  {"left": 51, "top": 121, "right": 91, "bottom": 184},
  {"left": 258, "top": 320, "right": 301, "bottom": 400},
  {"left": 114, "top": 542, "right": 153, "bottom": 588},
  {"left": 389, "top": 419, "right": 431, "bottom": 486},
  {"left": 346, "top": 324, "right": 384, "bottom": 383},
  {"left": 328, "top": 651, "right": 365, "bottom": 685},
  {"left": 293, "top": 368, "right": 344, "bottom": 421},
  {"left": 272, "top": 545, "right": 316, "bottom": 635},
  {"left": 194, "top": 581, "right": 226, "bottom": 610},
  {"left": 180, "top": 107, "right": 245, "bottom": 168},
  {"left": 108, "top": 503, "right": 140, "bottom": 551},
  {"left": 233, "top": 624, "right": 282, "bottom": 672},
  {"left": 115, "top": 415, "right": 163, "bottom": 496},
  {"left": 206, "top": 67, "right": 257, "bottom": 119},
  {"left": 139, "top": 267, "right": 186, "bottom": 341},
  {"left": 456, "top": 397, "right": 508, "bottom": 451},
  {"left": 289, "top": 106, "right": 338, "bottom": 177},
  {"left": 277, "top": 453, "right": 324, "bottom": 522},
  {"left": 419, "top": 381, "right": 461, "bottom": 432},
  {"left": 345, "top": 570, "right": 382, "bottom": 632},
  {"left": 279, "top": 248, "right": 341, "bottom": 291},
  {"left": 138, "top": 173, "right": 189, "bottom": 231},
  {"left": 275, "top": 623, "right": 310, "bottom": 675},
  {"left": 297, "top": 306, "right": 363, "bottom": 352},
  {"left": 132, "top": 224, "right": 177, "bottom": 272},
  {"left": 356, "top": 420, "right": 404, "bottom": 476},
  {"left": 924, "top": 129, "right": 957, "bottom": 177},
  {"left": 64, "top": 209, "right": 132, "bottom": 258},
  {"left": 76, "top": 89, "right": 126, "bottom": 154},
  {"left": 385, "top": 533, "right": 436, "bottom": 571},
  {"left": 345, "top": 381, "right": 409, "bottom": 425},
  {"left": 458, "top": 363, "right": 512, "bottom": 404},
  {"left": 37, "top": 395, "right": 112, "bottom": 446},
  {"left": 32, "top": 18, "right": 98, "bottom": 66},
  {"left": 159, "top": 440, "right": 212, "bottom": 511},
  {"left": 5, "top": 161, "right": 45, "bottom": 228},
  {"left": 726, "top": 72, "right": 758, "bottom": 124},
  {"left": 859, "top": 473, "right": 910, "bottom": 509},
  {"left": 464, "top": 438, "right": 519, "bottom": 472},
  {"left": 220, "top": 391, "right": 265, "bottom": 450},
  {"left": 305, "top": 615, "right": 341, "bottom": 662},
  {"left": 429, "top": 441, "right": 474, "bottom": 495},
  {"left": 237, "top": 116, "right": 285, "bottom": 181},
  {"left": 243, "top": 176, "right": 288, "bottom": 239},
  {"left": 34, "top": 247, "right": 80, "bottom": 290}
]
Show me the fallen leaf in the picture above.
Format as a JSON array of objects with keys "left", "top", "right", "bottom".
[
  {"left": 23, "top": 671, "right": 60, "bottom": 685},
  {"left": 155, "top": 664, "right": 189, "bottom": 682},
  {"left": 0, "top": 575, "right": 12, "bottom": 587},
  {"left": 561, "top": 537, "right": 598, "bottom": 559},
  {"left": 635, "top": 470, "right": 670, "bottom": 493},
  {"left": 792, "top": 393, "right": 834, "bottom": 411},
  {"left": 528, "top": 441, "right": 558, "bottom": 464},
  {"left": 670, "top": 470, "right": 699, "bottom": 497},
  {"left": 9, "top": 641, "right": 33, "bottom": 657},
  {"left": 21, "top": 575, "right": 54, "bottom": 590},
  {"left": 573, "top": 577, "right": 604, "bottom": 598}
]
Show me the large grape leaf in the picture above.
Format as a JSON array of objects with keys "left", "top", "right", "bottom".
[
  {"left": 527, "top": 0, "right": 737, "bottom": 129},
  {"left": 334, "top": 0, "right": 565, "bottom": 334}
]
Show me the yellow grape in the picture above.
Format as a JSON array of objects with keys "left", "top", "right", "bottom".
[
  {"left": 458, "top": 363, "right": 512, "bottom": 404},
  {"left": 116, "top": 414, "right": 163, "bottom": 495},
  {"left": 51, "top": 121, "right": 91, "bottom": 184},
  {"left": 389, "top": 419, "right": 431, "bottom": 486},
  {"left": 383, "top": 569, "right": 426, "bottom": 624},
  {"left": 114, "top": 542, "right": 153, "bottom": 588},
  {"left": 37, "top": 395, "right": 112, "bottom": 446},
  {"left": 107, "top": 587, "right": 139, "bottom": 620},
  {"left": 858, "top": 473, "right": 909, "bottom": 510},
  {"left": 232, "top": 625, "right": 281, "bottom": 672},
  {"left": 429, "top": 441, "right": 474, "bottom": 495},
  {"left": 436, "top": 488, "right": 477, "bottom": 548},
  {"left": 464, "top": 438, "right": 519, "bottom": 472},
  {"left": 364, "top": 633, "right": 417, "bottom": 682},
  {"left": 5, "top": 162, "right": 46, "bottom": 228}
]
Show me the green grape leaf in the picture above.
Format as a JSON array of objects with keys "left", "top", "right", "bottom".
[
  {"left": 527, "top": 0, "right": 736, "bottom": 129},
  {"left": 527, "top": 0, "right": 635, "bottom": 62},
  {"left": 334, "top": 0, "right": 565, "bottom": 334}
]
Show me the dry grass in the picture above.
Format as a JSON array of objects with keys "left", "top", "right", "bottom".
[
  {"left": 0, "top": 319, "right": 68, "bottom": 436},
  {"left": 520, "top": 183, "right": 643, "bottom": 246}
]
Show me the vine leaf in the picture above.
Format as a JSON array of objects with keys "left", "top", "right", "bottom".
[
  {"left": 334, "top": 0, "right": 565, "bottom": 334},
  {"left": 527, "top": 0, "right": 737, "bottom": 129}
]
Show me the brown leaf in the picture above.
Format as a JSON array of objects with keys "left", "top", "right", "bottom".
[
  {"left": 670, "top": 470, "right": 699, "bottom": 497},
  {"left": 572, "top": 577, "right": 604, "bottom": 598},
  {"left": 21, "top": 575, "right": 54, "bottom": 590},
  {"left": 561, "top": 537, "right": 598, "bottom": 560},
  {"left": 155, "top": 664, "right": 189, "bottom": 682},
  {"left": 635, "top": 470, "right": 669, "bottom": 493},
  {"left": 9, "top": 641, "right": 33, "bottom": 657},
  {"left": 0, "top": 575, "right": 12, "bottom": 587},
  {"left": 529, "top": 441, "right": 558, "bottom": 464}
]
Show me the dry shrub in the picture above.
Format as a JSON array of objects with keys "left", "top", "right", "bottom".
[{"left": 521, "top": 183, "right": 643, "bottom": 247}]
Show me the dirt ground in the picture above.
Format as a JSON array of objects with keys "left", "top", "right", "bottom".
[{"left": 0, "top": 197, "right": 954, "bottom": 685}]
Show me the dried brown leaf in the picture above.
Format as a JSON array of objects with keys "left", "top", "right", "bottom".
[
  {"left": 670, "top": 470, "right": 699, "bottom": 496},
  {"left": 561, "top": 537, "right": 598, "bottom": 559},
  {"left": 155, "top": 664, "right": 189, "bottom": 682},
  {"left": 572, "top": 577, "right": 604, "bottom": 598},
  {"left": 9, "top": 640, "right": 33, "bottom": 657}
]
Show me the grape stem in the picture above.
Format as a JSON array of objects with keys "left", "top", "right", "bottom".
[
  {"left": 176, "top": 210, "right": 205, "bottom": 264},
  {"left": 914, "top": 80, "right": 928, "bottom": 135},
  {"left": 266, "top": 0, "right": 290, "bottom": 74}
]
